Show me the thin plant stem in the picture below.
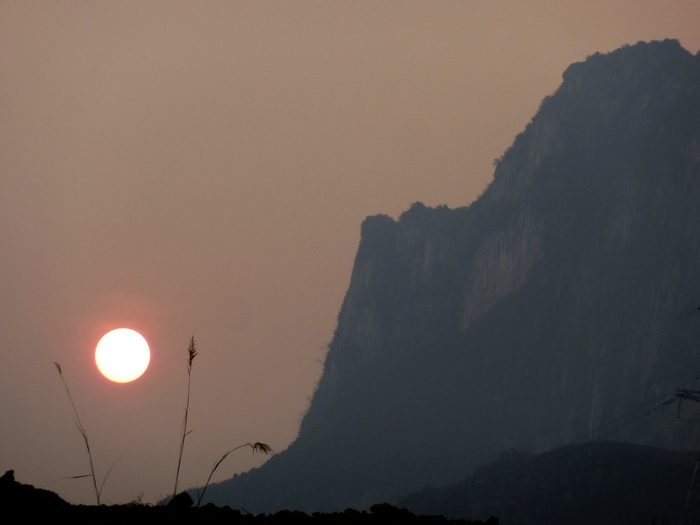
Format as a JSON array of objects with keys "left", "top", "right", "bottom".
[
  {"left": 197, "top": 442, "right": 272, "bottom": 507},
  {"left": 54, "top": 362, "right": 101, "bottom": 505},
  {"left": 173, "top": 336, "right": 198, "bottom": 498}
]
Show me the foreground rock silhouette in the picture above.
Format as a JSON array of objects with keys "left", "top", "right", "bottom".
[{"left": 0, "top": 470, "right": 498, "bottom": 524}]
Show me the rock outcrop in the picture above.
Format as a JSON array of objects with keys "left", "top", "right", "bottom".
[{"left": 0, "top": 469, "right": 70, "bottom": 513}]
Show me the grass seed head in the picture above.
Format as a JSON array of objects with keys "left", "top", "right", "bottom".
[
  {"left": 187, "top": 337, "right": 197, "bottom": 369},
  {"left": 251, "top": 442, "right": 273, "bottom": 455}
]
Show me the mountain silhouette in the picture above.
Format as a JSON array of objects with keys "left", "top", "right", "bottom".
[{"left": 200, "top": 39, "right": 700, "bottom": 514}]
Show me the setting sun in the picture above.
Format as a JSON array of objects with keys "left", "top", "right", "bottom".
[{"left": 95, "top": 328, "right": 150, "bottom": 383}]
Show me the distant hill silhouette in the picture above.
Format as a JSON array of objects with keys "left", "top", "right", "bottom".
[
  {"left": 400, "top": 441, "right": 700, "bottom": 524},
  {"left": 201, "top": 39, "right": 700, "bottom": 515}
]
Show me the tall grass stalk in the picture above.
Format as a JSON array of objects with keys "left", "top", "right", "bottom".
[
  {"left": 197, "top": 442, "right": 272, "bottom": 507},
  {"left": 173, "top": 336, "right": 198, "bottom": 498},
  {"left": 54, "top": 362, "right": 101, "bottom": 505}
]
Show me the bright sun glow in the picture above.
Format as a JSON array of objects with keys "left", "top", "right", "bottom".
[{"left": 95, "top": 328, "right": 150, "bottom": 383}]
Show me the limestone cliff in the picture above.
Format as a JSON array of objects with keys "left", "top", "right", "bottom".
[{"left": 202, "top": 39, "right": 700, "bottom": 513}]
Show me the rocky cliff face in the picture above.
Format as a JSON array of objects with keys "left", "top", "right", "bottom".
[{"left": 202, "top": 39, "right": 700, "bottom": 513}]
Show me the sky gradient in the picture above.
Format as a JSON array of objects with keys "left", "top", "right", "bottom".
[{"left": 2, "top": 1, "right": 700, "bottom": 505}]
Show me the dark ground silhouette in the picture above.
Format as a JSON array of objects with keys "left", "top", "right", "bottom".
[{"left": 0, "top": 470, "right": 497, "bottom": 525}]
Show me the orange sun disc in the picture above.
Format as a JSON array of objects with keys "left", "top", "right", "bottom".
[{"left": 95, "top": 328, "right": 150, "bottom": 383}]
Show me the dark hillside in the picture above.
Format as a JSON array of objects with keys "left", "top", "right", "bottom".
[
  {"left": 400, "top": 441, "right": 699, "bottom": 525},
  {"left": 201, "top": 39, "right": 700, "bottom": 514}
]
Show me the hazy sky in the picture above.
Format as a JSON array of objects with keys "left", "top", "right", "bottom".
[{"left": 2, "top": 1, "right": 699, "bottom": 506}]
